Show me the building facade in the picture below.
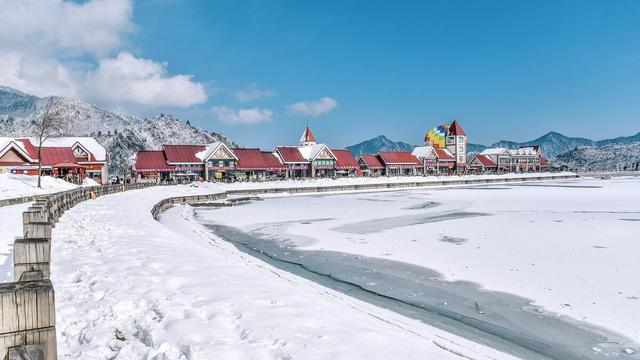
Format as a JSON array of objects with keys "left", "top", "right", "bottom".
[{"left": 0, "top": 137, "right": 109, "bottom": 183}]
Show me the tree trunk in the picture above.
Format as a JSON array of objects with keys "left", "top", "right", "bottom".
[{"left": 37, "top": 146, "right": 42, "bottom": 188}]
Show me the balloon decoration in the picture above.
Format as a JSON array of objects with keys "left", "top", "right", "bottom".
[{"left": 425, "top": 125, "right": 450, "bottom": 148}]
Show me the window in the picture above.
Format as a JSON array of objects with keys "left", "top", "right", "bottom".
[
  {"left": 457, "top": 136, "right": 464, "bottom": 143},
  {"left": 446, "top": 136, "right": 454, "bottom": 145},
  {"left": 458, "top": 146, "right": 464, "bottom": 153},
  {"left": 458, "top": 156, "right": 465, "bottom": 163}
]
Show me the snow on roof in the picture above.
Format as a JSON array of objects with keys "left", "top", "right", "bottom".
[
  {"left": 299, "top": 126, "right": 316, "bottom": 144},
  {"left": 472, "top": 154, "right": 497, "bottom": 167},
  {"left": 434, "top": 148, "right": 455, "bottom": 161},
  {"left": 195, "top": 142, "right": 222, "bottom": 161},
  {"left": 31, "top": 137, "right": 108, "bottom": 162},
  {"left": 511, "top": 147, "right": 539, "bottom": 156},
  {"left": 297, "top": 143, "right": 335, "bottom": 161},
  {"left": 411, "top": 146, "right": 436, "bottom": 159},
  {"left": 480, "top": 147, "right": 511, "bottom": 156},
  {"left": 0, "top": 138, "right": 34, "bottom": 161}
]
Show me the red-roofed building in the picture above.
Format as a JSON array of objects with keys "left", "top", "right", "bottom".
[
  {"left": 163, "top": 144, "right": 207, "bottom": 164},
  {"left": 357, "top": 155, "right": 385, "bottom": 176},
  {"left": 234, "top": 148, "right": 287, "bottom": 181},
  {"left": 376, "top": 151, "right": 422, "bottom": 176},
  {"left": 132, "top": 151, "right": 175, "bottom": 180},
  {"left": 274, "top": 146, "right": 310, "bottom": 178},
  {"left": 332, "top": 149, "right": 359, "bottom": 177},
  {"left": 468, "top": 154, "right": 498, "bottom": 172},
  {"left": 1, "top": 137, "right": 108, "bottom": 183}
]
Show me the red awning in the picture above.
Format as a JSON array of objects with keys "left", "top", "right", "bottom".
[{"left": 53, "top": 161, "right": 81, "bottom": 168}]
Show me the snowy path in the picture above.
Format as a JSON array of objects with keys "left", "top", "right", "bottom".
[{"left": 50, "top": 185, "right": 518, "bottom": 360}]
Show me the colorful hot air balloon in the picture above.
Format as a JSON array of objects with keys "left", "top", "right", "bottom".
[{"left": 424, "top": 124, "right": 450, "bottom": 148}]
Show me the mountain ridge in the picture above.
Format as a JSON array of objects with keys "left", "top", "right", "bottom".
[
  {"left": 0, "top": 87, "right": 235, "bottom": 177},
  {"left": 347, "top": 130, "right": 640, "bottom": 159}
]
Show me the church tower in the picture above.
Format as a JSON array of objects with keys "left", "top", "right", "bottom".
[
  {"left": 299, "top": 126, "right": 317, "bottom": 146},
  {"left": 446, "top": 120, "right": 467, "bottom": 170}
]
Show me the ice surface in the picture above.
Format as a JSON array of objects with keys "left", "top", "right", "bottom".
[{"left": 197, "top": 177, "right": 640, "bottom": 354}]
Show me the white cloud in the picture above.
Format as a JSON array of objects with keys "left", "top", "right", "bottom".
[
  {"left": 212, "top": 106, "right": 273, "bottom": 125},
  {"left": 286, "top": 97, "right": 338, "bottom": 117},
  {"left": 0, "top": 52, "right": 79, "bottom": 98},
  {"left": 232, "top": 83, "right": 277, "bottom": 103},
  {"left": 84, "top": 52, "right": 207, "bottom": 108},
  {"left": 0, "top": 0, "right": 207, "bottom": 110},
  {"left": 0, "top": 0, "right": 134, "bottom": 57}
]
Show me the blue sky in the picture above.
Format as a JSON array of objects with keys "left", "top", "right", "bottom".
[{"left": 2, "top": 1, "right": 640, "bottom": 148}]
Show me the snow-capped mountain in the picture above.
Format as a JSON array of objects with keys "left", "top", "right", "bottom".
[
  {"left": 346, "top": 135, "right": 415, "bottom": 157},
  {"left": 0, "top": 87, "right": 235, "bottom": 176},
  {"left": 554, "top": 143, "right": 640, "bottom": 171},
  {"left": 347, "top": 130, "right": 640, "bottom": 162},
  {"left": 490, "top": 132, "right": 596, "bottom": 158}
]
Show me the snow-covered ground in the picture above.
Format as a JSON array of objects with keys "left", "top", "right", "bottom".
[
  {"left": 0, "top": 173, "right": 77, "bottom": 200},
  {"left": 48, "top": 185, "right": 518, "bottom": 360},
  {"left": 196, "top": 177, "right": 640, "bottom": 355}
]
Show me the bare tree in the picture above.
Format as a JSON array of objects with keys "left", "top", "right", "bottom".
[{"left": 35, "top": 101, "right": 64, "bottom": 188}]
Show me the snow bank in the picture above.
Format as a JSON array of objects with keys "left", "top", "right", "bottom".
[
  {"left": 0, "top": 173, "right": 77, "bottom": 200},
  {"left": 50, "top": 185, "right": 517, "bottom": 360},
  {"left": 81, "top": 177, "right": 100, "bottom": 187}
]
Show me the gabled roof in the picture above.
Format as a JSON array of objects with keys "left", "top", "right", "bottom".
[
  {"left": 377, "top": 151, "right": 421, "bottom": 165},
  {"left": 359, "top": 155, "right": 384, "bottom": 169},
  {"left": 163, "top": 144, "right": 207, "bottom": 164},
  {"left": 434, "top": 148, "right": 455, "bottom": 161},
  {"left": 332, "top": 149, "right": 359, "bottom": 169},
  {"left": 39, "top": 147, "right": 77, "bottom": 167},
  {"left": 480, "top": 147, "right": 511, "bottom": 156},
  {"left": 300, "top": 126, "right": 316, "bottom": 143},
  {"left": 298, "top": 143, "right": 335, "bottom": 161},
  {"left": 511, "top": 146, "right": 539, "bottom": 156},
  {"left": 15, "top": 139, "right": 38, "bottom": 159},
  {"left": 35, "top": 137, "right": 107, "bottom": 162},
  {"left": 134, "top": 150, "right": 173, "bottom": 171},
  {"left": 0, "top": 139, "right": 35, "bottom": 163},
  {"left": 262, "top": 151, "right": 287, "bottom": 170},
  {"left": 472, "top": 154, "right": 497, "bottom": 167},
  {"left": 234, "top": 148, "right": 285, "bottom": 170},
  {"left": 411, "top": 146, "right": 437, "bottom": 159},
  {"left": 275, "top": 146, "right": 307, "bottom": 163},
  {"left": 448, "top": 120, "right": 466, "bottom": 136},
  {"left": 195, "top": 142, "right": 238, "bottom": 162}
]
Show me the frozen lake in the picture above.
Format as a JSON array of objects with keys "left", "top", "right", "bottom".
[{"left": 195, "top": 177, "right": 640, "bottom": 359}]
